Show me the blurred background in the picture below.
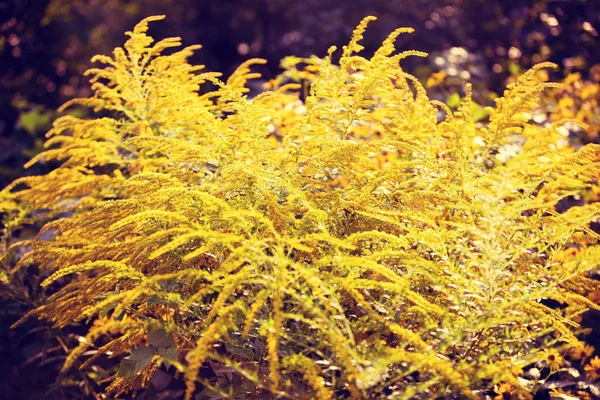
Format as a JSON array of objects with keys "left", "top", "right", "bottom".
[
  {"left": 0, "top": 1, "right": 599, "bottom": 398},
  {"left": 0, "top": 0, "right": 599, "bottom": 188}
]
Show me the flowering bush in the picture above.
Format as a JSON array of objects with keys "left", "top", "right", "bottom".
[{"left": 2, "top": 15, "right": 600, "bottom": 399}]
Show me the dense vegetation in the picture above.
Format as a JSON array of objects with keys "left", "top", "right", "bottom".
[
  {"left": 2, "top": 0, "right": 599, "bottom": 187},
  {"left": 2, "top": 14, "right": 600, "bottom": 399}
]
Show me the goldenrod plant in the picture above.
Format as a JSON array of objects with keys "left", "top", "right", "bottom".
[{"left": 2, "top": 15, "right": 600, "bottom": 399}]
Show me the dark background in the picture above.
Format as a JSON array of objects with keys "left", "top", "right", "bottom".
[{"left": 1, "top": 0, "right": 599, "bottom": 187}]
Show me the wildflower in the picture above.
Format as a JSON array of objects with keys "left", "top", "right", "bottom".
[
  {"left": 567, "top": 344, "right": 594, "bottom": 361},
  {"left": 550, "top": 388, "right": 587, "bottom": 400},
  {"left": 588, "top": 289, "right": 600, "bottom": 304},
  {"left": 506, "top": 362, "right": 523, "bottom": 377},
  {"left": 584, "top": 356, "right": 600, "bottom": 381},
  {"left": 493, "top": 383, "right": 514, "bottom": 400},
  {"left": 426, "top": 70, "right": 447, "bottom": 88},
  {"left": 7, "top": 13, "right": 600, "bottom": 400},
  {"left": 548, "top": 387, "right": 566, "bottom": 396},
  {"left": 542, "top": 349, "right": 564, "bottom": 370},
  {"left": 575, "top": 391, "right": 593, "bottom": 400}
]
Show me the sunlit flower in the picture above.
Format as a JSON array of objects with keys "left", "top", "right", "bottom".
[
  {"left": 588, "top": 289, "right": 600, "bottom": 304},
  {"left": 542, "top": 349, "right": 564, "bottom": 370},
  {"left": 548, "top": 387, "right": 566, "bottom": 396},
  {"left": 494, "top": 383, "right": 514, "bottom": 400},
  {"left": 568, "top": 344, "right": 594, "bottom": 361},
  {"left": 426, "top": 70, "right": 447, "bottom": 88},
  {"left": 575, "top": 390, "right": 593, "bottom": 400},
  {"left": 584, "top": 356, "right": 600, "bottom": 381}
]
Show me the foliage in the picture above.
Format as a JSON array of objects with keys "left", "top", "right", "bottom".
[
  {"left": 543, "top": 67, "right": 600, "bottom": 143},
  {"left": 2, "top": 15, "right": 600, "bottom": 399},
  {"left": 2, "top": 0, "right": 599, "bottom": 190}
]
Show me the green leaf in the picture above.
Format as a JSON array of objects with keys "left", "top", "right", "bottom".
[
  {"left": 0, "top": 270, "right": 9, "bottom": 284},
  {"left": 117, "top": 346, "right": 157, "bottom": 377},
  {"left": 148, "top": 328, "right": 174, "bottom": 348},
  {"left": 158, "top": 345, "right": 178, "bottom": 371},
  {"left": 470, "top": 102, "right": 489, "bottom": 122},
  {"left": 18, "top": 110, "right": 53, "bottom": 135},
  {"left": 225, "top": 343, "right": 255, "bottom": 360},
  {"left": 446, "top": 92, "right": 461, "bottom": 109},
  {"left": 99, "top": 302, "right": 117, "bottom": 318},
  {"left": 508, "top": 61, "right": 522, "bottom": 76}
]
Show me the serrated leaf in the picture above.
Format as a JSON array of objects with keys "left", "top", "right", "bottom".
[
  {"left": 148, "top": 328, "right": 174, "bottom": 348},
  {"left": 117, "top": 346, "right": 157, "bottom": 377},
  {"left": 225, "top": 343, "right": 254, "bottom": 360},
  {"left": 158, "top": 345, "right": 178, "bottom": 371}
]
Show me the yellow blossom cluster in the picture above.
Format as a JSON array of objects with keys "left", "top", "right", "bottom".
[{"left": 2, "top": 15, "right": 600, "bottom": 399}]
